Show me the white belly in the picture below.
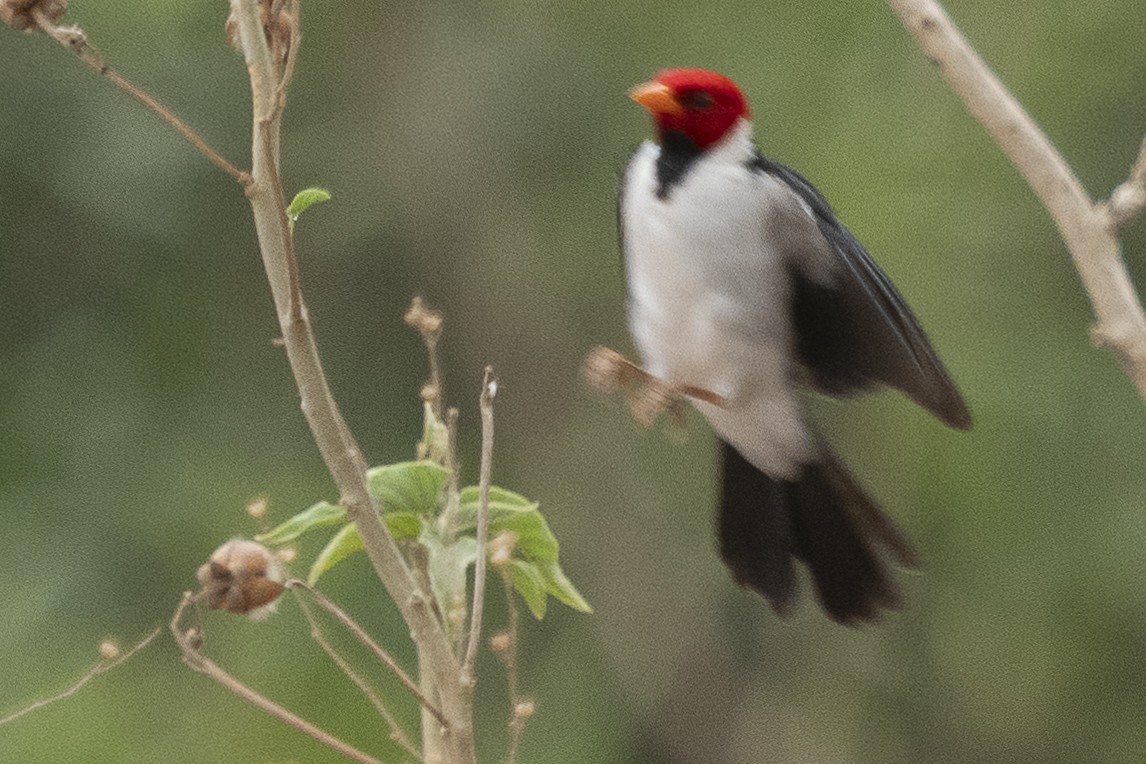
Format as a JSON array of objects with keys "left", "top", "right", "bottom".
[{"left": 621, "top": 134, "right": 813, "bottom": 478}]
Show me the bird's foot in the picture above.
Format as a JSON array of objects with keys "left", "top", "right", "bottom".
[{"left": 582, "top": 346, "right": 726, "bottom": 428}]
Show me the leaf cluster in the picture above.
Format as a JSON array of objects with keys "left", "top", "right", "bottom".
[{"left": 256, "top": 458, "right": 590, "bottom": 620}]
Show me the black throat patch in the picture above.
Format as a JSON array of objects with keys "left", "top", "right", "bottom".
[{"left": 654, "top": 130, "right": 703, "bottom": 199}]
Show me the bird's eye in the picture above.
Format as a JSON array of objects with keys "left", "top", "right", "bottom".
[{"left": 679, "top": 90, "right": 714, "bottom": 110}]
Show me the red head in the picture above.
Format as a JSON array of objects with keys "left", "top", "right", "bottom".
[{"left": 630, "top": 68, "right": 750, "bottom": 150}]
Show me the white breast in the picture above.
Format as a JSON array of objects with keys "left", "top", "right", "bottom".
[{"left": 621, "top": 120, "right": 815, "bottom": 478}]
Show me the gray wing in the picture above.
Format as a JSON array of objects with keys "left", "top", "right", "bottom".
[{"left": 754, "top": 155, "right": 972, "bottom": 430}]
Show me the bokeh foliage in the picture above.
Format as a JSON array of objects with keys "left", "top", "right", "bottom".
[{"left": 2, "top": 1, "right": 1145, "bottom": 761}]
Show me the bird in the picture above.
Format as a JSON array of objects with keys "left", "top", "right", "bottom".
[{"left": 619, "top": 67, "right": 971, "bottom": 625}]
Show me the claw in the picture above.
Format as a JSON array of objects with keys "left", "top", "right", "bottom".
[{"left": 583, "top": 346, "right": 726, "bottom": 428}]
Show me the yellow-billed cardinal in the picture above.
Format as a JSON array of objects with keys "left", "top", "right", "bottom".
[{"left": 621, "top": 68, "right": 971, "bottom": 625}]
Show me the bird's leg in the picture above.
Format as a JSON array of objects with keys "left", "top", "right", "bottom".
[
  {"left": 675, "top": 382, "right": 728, "bottom": 408},
  {"left": 582, "top": 346, "right": 727, "bottom": 428}
]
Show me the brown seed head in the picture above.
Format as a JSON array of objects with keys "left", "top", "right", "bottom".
[
  {"left": 196, "top": 538, "right": 285, "bottom": 617},
  {"left": 2, "top": 0, "right": 68, "bottom": 31},
  {"left": 404, "top": 296, "right": 444, "bottom": 337}
]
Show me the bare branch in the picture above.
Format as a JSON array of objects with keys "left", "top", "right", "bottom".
[
  {"left": 418, "top": 647, "right": 446, "bottom": 764},
  {"left": 887, "top": 0, "right": 1146, "bottom": 398},
  {"left": 271, "top": 1, "right": 301, "bottom": 114},
  {"left": 1106, "top": 135, "right": 1146, "bottom": 229},
  {"left": 436, "top": 406, "right": 463, "bottom": 543},
  {"left": 24, "top": 6, "right": 247, "bottom": 184},
  {"left": 169, "top": 593, "right": 387, "bottom": 764},
  {"left": 0, "top": 628, "right": 160, "bottom": 728},
  {"left": 461, "top": 367, "right": 496, "bottom": 686},
  {"left": 225, "top": 7, "right": 473, "bottom": 759},
  {"left": 292, "top": 585, "right": 422, "bottom": 760},
  {"left": 445, "top": 407, "right": 461, "bottom": 505},
  {"left": 493, "top": 574, "right": 527, "bottom": 764},
  {"left": 287, "top": 580, "right": 448, "bottom": 727},
  {"left": 231, "top": 0, "right": 411, "bottom": 621},
  {"left": 405, "top": 296, "right": 446, "bottom": 420}
]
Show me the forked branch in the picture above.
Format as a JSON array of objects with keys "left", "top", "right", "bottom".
[
  {"left": 4, "top": 1, "right": 247, "bottom": 183},
  {"left": 288, "top": 580, "right": 448, "bottom": 727},
  {"left": 0, "top": 628, "right": 160, "bottom": 728},
  {"left": 170, "top": 593, "right": 387, "bottom": 764},
  {"left": 887, "top": 0, "right": 1146, "bottom": 398}
]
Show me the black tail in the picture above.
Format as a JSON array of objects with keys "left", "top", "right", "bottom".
[{"left": 717, "top": 440, "right": 919, "bottom": 625}]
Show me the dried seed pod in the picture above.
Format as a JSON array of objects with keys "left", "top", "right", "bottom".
[
  {"left": 196, "top": 538, "right": 285, "bottom": 618},
  {"left": 2, "top": 0, "right": 68, "bottom": 31},
  {"left": 98, "top": 640, "right": 121, "bottom": 661},
  {"left": 404, "top": 296, "right": 444, "bottom": 337}
]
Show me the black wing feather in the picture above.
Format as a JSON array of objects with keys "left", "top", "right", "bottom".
[{"left": 753, "top": 155, "right": 972, "bottom": 430}]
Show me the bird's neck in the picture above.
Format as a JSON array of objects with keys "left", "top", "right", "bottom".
[
  {"left": 654, "top": 130, "right": 703, "bottom": 199},
  {"left": 654, "top": 119, "right": 755, "bottom": 199}
]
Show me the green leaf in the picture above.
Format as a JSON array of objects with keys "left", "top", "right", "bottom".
[
  {"left": 458, "top": 487, "right": 595, "bottom": 618},
  {"left": 384, "top": 511, "right": 422, "bottom": 540},
  {"left": 458, "top": 485, "right": 538, "bottom": 517},
  {"left": 457, "top": 485, "right": 591, "bottom": 617},
  {"left": 256, "top": 501, "right": 346, "bottom": 546},
  {"left": 539, "top": 561, "right": 592, "bottom": 613},
  {"left": 498, "top": 508, "right": 559, "bottom": 564},
  {"left": 420, "top": 528, "right": 477, "bottom": 636},
  {"left": 459, "top": 487, "right": 556, "bottom": 562},
  {"left": 308, "top": 523, "right": 364, "bottom": 586},
  {"left": 287, "top": 187, "right": 331, "bottom": 228},
  {"left": 507, "top": 560, "right": 548, "bottom": 619},
  {"left": 367, "top": 461, "right": 449, "bottom": 516}
]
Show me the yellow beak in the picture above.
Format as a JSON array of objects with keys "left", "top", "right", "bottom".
[{"left": 629, "top": 81, "right": 684, "bottom": 117}]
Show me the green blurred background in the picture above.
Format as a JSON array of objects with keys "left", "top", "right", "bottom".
[{"left": 2, "top": 1, "right": 1145, "bottom": 762}]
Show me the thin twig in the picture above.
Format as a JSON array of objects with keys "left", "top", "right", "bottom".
[
  {"left": 497, "top": 574, "right": 526, "bottom": 764},
  {"left": 887, "top": 0, "right": 1146, "bottom": 398},
  {"left": 461, "top": 367, "right": 496, "bottom": 686},
  {"left": 439, "top": 407, "right": 462, "bottom": 540},
  {"left": 293, "top": 587, "right": 422, "bottom": 760},
  {"left": 0, "top": 627, "right": 161, "bottom": 727},
  {"left": 257, "top": 118, "right": 304, "bottom": 320},
  {"left": 170, "top": 592, "right": 387, "bottom": 764},
  {"left": 404, "top": 297, "right": 445, "bottom": 420},
  {"left": 103, "top": 68, "right": 249, "bottom": 184},
  {"left": 287, "top": 580, "right": 448, "bottom": 727},
  {"left": 272, "top": 1, "right": 301, "bottom": 115},
  {"left": 28, "top": 7, "right": 247, "bottom": 184},
  {"left": 428, "top": 350, "right": 445, "bottom": 422},
  {"left": 427, "top": 342, "right": 445, "bottom": 421},
  {"left": 1106, "top": 135, "right": 1146, "bottom": 229}
]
